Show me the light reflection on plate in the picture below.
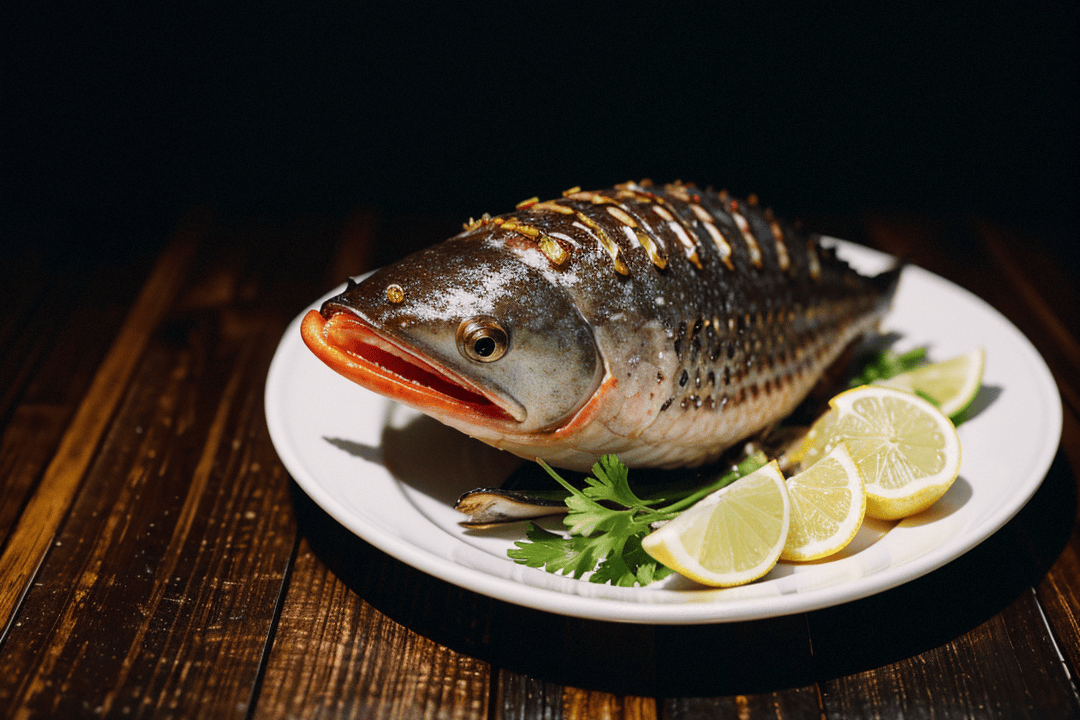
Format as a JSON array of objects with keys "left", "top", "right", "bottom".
[{"left": 265, "top": 241, "right": 1061, "bottom": 624}]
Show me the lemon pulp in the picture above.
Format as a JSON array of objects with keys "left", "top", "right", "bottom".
[
  {"left": 642, "top": 461, "right": 790, "bottom": 587},
  {"left": 782, "top": 443, "right": 866, "bottom": 561},
  {"left": 805, "top": 386, "right": 961, "bottom": 520},
  {"left": 877, "top": 347, "right": 985, "bottom": 419}
]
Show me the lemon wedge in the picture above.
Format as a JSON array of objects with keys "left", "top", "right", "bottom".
[
  {"left": 781, "top": 443, "right": 866, "bottom": 561},
  {"left": 641, "top": 461, "right": 790, "bottom": 587},
  {"left": 803, "top": 385, "right": 961, "bottom": 520},
  {"left": 877, "top": 347, "right": 985, "bottom": 419}
]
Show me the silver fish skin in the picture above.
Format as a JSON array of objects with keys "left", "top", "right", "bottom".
[{"left": 301, "top": 181, "right": 901, "bottom": 471}]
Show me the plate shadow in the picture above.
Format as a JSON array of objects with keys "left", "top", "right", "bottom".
[{"left": 288, "top": 449, "right": 1075, "bottom": 697}]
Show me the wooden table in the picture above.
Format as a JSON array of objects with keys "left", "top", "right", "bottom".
[{"left": 1, "top": 208, "right": 1077, "bottom": 719}]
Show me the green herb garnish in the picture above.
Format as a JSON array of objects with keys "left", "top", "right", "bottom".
[
  {"left": 848, "top": 346, "right": 928, "bottom": 387},
  {"left": 507, "top": 453, "right": 766, "bottom": 587}
]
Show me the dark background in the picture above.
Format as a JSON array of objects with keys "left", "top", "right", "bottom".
[{"left": 4, "top": 2, "right": 1077, "bottom": 261}]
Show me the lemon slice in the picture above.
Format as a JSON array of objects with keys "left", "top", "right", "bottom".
[
  {"left": 785, "top": 407, "right": 836, "bottom": 470},
  {"left": 877, "top": 347, "right": 985, "bottom": 418},
  {"left": 641, "top": 461, "right": 790, "bottom": 587},
  {"left": 804, "top": 385, "right": 961, "bottom": 520},
  {"left": 781, "top": 443, "right": 866, "bottom": 561}
]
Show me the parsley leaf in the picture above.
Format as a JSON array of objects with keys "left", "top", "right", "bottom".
[
  {"left": 592, "top": 533, "right": 676, "bottom": 587},
  {"left": 849, "top": 346, "right": 927, "bottom": 387},
  {"left": 507, "top": 524, "right": 597, "bottom": 579},
  {"left": 581, "top": 454, "right": 657, "bottom": 508}
]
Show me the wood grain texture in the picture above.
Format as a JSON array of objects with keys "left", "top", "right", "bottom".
[
  {"left": 0, "top": 216, "right": 202, "bottom": 638},
  {"left": 255, "top": 538, "right": 491, "bottom": 720},
  {"left": 561, "top": 688, "right": 655, "bottom": 720},
  {"left": 0, "top": 209, "right": 1076, "bottom": 719},
  {"left": 1036, "top": 406, "right": 1080, "bottom": 685},
  {"left": 492, "top": 673, "right": 565, "bottom": 720},
  {"left": 660, "top": 689, "right": 821, "bottom": 720},
  {"left": 0, "top": 213, "right": 337, "bottom": 719},
  {"left": 844, "top": 214, "right": 1080, "bottom": 720},
  {"left": 0, "top": 257, "right": 143, "bottom": 548},
  {"left": 865, "top": 215, "right": 1080, "bottom": 695},
  {"left": 0, "top": 278, "right": 293, "bottom": 718},
  {"left": 821, "top": 592, "right": 1080, "bottom": 719}
]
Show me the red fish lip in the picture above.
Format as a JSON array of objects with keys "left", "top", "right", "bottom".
[{"left": 300, "top": 309, "right": 524, "bottom": 424}]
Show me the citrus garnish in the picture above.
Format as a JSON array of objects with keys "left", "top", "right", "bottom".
[
  {"left": 877, "top": 347, "right": 985, "bottom": 419},
  {"left": 802, "top": 385, "right": 961, "bottom": 520},
  {"left": 784, "top": 407, "right": 836, "bottom": 470},
  {"left": 781, "top": 443, "right": 866, "bottom": 561},
  {"left": 641, "top": 461, "right": 790, "bottom": 587}
]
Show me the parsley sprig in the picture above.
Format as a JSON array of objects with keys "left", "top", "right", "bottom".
[
  {"left": 507, "top": 453, "right": 766, "bottom": 587},
  {"left": 848, "top": 346, "right": 927, "bottom": 387},
  {"left": 848, "top": 345, "right": 943, "bottom": 406}
]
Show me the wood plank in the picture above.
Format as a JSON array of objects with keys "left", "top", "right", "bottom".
[
  {"left": 661, "top": 690, "right": 821, "bottom": 720},
  {"left": 0, "top": 295, "right": 292, "bottom": 717},
  {"left": 821, "top": 592, "right": 1080, "bottom": 719},
  {"left": 262, "top": 458, "right": 669, "bottom": 718},
  {"left": 0, "top": 213, "right": 341, "bottom": 718},
  {"left": 270, "top": 477, "right": 828, "bottom": 716},
  {"left": 561, "top": 688, "right": 655, "bottom": 720},
  {"left": 1035, "top": 405, "right": 1080, "bottom": 679},
  {"left": 0, "top": 259, "right": 145, "bottom": 549},
  {"left": 1039, "top": 541, "right": 1080, "bottom": 695},
  {"left": 0, "top": 215, "right": 203, "bottom": 637},
  {"left": 254, "top": 538, "right": 491, "bottom": 720},
  {"left": 492, "top": 672, "right": 564, "bottom": 720},
  {"left": 0, "top": 406, "right": 69, "bottom": 551}
]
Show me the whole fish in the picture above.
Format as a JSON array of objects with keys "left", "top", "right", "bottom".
[{"left": 301, "top": 181, "right": 900, "bottom": 471}]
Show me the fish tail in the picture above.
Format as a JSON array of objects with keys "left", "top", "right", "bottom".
[{"left": 870, "top": 263, "right": 905, "bottom": 306}]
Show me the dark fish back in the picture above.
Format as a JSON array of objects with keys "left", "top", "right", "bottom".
[{"left": 460, "top": 181, "right": 897, "bottom": 431}]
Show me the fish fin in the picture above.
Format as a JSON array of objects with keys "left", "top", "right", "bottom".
[{"left": 870, "top": 262, "right": 905, "bottom": 303}]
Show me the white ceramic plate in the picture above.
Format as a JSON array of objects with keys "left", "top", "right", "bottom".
[{"left": 265, "top": 241, "right": 1062, "bottom": 624}]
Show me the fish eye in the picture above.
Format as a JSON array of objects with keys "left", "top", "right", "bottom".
[{"left": 457, "top": 316, "right": 508, "bottom": 362}]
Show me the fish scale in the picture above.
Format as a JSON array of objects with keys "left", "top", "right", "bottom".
[{"left": 301, "top": 180, "right": 900, "bottom": 471}]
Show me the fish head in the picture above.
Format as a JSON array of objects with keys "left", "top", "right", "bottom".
[{"left": 301, "top": 237, "right": 605, "bottom": 437}]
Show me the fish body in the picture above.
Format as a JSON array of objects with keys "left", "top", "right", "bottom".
[{"left": 301, "top": 181, "right": 900, "bottom": 471}]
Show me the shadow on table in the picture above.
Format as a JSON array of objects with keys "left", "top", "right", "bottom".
[{"left": 290, "top": 450, "right": 1075, "bottom": 697}]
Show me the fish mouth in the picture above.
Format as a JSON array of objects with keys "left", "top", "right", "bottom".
[{"left": 301, "top": 309, "right": 525, "bottom": 425}]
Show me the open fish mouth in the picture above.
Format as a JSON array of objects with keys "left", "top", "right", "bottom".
[{"left": 300, "top": 310, "right": 525, "bottom": 424}]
